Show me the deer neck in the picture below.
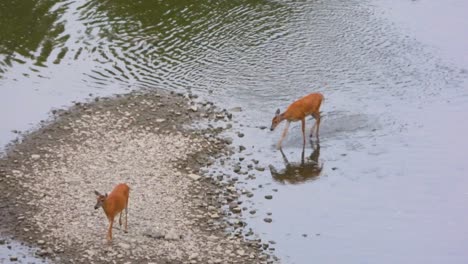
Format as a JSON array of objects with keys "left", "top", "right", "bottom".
[
  {"left": 278, "top": 113, "right": 287, "bottom": 122},
  {"left": 101, "top": 199, "right": 113, "bottom": 218}
]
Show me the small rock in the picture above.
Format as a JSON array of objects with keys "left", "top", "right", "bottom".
[
  {"left": 255, "top": 166, "right": 265, "bottom": 172},
  {"left": 31, "top": 154, "right": 41, "bottom": 160},
  {"left": 155, "top": 118, "right": 166, "bottom": 123},
  {"left": 37, "top": 240, "right": 45, "bottom": 245},
  {"left": 239, "top": 145, "right": 246, "bottom": 152},
  {"left": 230, "top": 107, "right": 242, "bottom": 112},
  {"left": 237, "top": 132, "right": 244, "bottom": 138},
  {"left": 189, "top": 106, "right": 198, "bottom": 112},
  {"left": 143, "top": 229, "right": 165, "bottom": 239},
  {"left": 265, "top": 195, "right": 273, "bottom": 200},
  {"left": 10, "top": 256, "right": 18, "bottom": 261},
  {"left": 118, "top": 242, "right": 131, "bottom": 250},
  {"left": 187, "top": 173, "right": 201, "bottom": 181},
  {"left": 164, "top": 230, "right": 181, "bottom": 241},
  {"left": 259, "top": 126, "right": 267, "bottom": 130},
  {"left": 210, "top": 213, "right": 220, "bottom": 219},
  {"left": 264, "top": 218, "right": 273, "bottom": 223},
  {"left": 233, "top": 165, "right": 241, "bottom": 173}
]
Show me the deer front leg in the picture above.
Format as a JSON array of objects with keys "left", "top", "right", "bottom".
[
  {"left": 119, "top": 212, "right": 122, "bottom": 227},
  {"left": 301, "top": 118, "right": 306, "bottom": 149},
  {"left": 277, "top": 121, "right": 290, "bottom": 149},
  {"left": 315, "top": 114, "right": 321, "bottom": 140},
  {"left": 311, "top": 113, "right": 321, "bottom": 140},
  {"left": 310, "top": 122, "right": 317, "bottom": 138},
  {"left": 107, "top": 217, "right": 114, "bottom": 242}
]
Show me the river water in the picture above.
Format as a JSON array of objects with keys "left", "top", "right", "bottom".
[{"left": 1, "top": 0, "right": 467, "bottom": 263}]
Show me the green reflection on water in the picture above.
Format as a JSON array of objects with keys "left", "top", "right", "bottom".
[{"left": 0, "top": 0, "right": 289, "bottom": 81}]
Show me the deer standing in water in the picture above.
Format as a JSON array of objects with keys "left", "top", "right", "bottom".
[
  {"left": 94, "top": 183, "right": 130, "bottom": 242},
  {"left": 270, "top": 92, "right": 324, "bottom": 149}
]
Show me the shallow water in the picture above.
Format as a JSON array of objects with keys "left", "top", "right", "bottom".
[
  {"left": 1, "top": 0, "right": 468, "bottom": 263},
  {"left": 0, "top": 237, "right": 48, "bottom": 263}
]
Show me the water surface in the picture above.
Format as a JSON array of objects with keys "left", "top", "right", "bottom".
[{"left": 1, "top": 0, "right": 468, "bottom": 263}]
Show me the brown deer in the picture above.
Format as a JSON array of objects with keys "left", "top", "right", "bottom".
[
  {"left": 271, "top": 92, "right": 324, "bottom": 149},
  {"left": 94, "top": 183, "right": 130, "bottom": 242}
]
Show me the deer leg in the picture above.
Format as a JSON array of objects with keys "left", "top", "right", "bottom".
[
  {"left": 277, "top": 121, "right": 290, "bottom": 149},
  {"left": 301, "top": 118, "right": 306, "bottom": 149},
  {"left": 107, "top": 217, "right": 114, "bottom": 242},
  {"left": 315, "top": 114, "right": 321, "bottom": 140},
  {"left": 312, "top": 113, "right": 321, "bottom": 141},
  {"left": 310, "top": 119, "right": 317, "bottom": 138},
  {"left": 119, "top": 212, "right": 122, "bottom": 227},
  {"left": 124, "top": 203, "right": 128, "bottom": 233}
]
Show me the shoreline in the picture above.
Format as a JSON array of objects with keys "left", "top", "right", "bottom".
[{"left": 0, "top": 90, "right": 276, "bottom": 263}]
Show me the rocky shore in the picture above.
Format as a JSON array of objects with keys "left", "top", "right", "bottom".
[{"left": 0, "top": 91, "right": 276, "bottom": 263}]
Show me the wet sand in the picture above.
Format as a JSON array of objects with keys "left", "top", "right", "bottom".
[{"left": 0, "top": 91, "right": 275, "bottom": 263}]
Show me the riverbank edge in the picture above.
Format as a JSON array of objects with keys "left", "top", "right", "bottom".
[{"left": 0, "top": 90, "right": 277, "bottom": 263}]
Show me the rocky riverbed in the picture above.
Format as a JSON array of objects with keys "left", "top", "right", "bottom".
[{"left": 0, "top": 91, "right": 276, "bottom": 263}]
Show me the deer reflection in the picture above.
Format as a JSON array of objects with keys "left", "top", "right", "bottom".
[{"left": 269, "top": 142, "right": 323, "bottom": 184}]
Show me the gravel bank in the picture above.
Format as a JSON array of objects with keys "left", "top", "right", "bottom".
[{"left": 0, "top": 91, "right": 274, "bottom": 263}]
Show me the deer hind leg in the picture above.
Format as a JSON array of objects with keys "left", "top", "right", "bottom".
[
  {"left": 124, "top": 197, "right": 128, "bottom": 233},
  {"left": 119, "top": 212, "right": 122, "bottom": 227},
  {"left": 277, "top": 121, "right": 290, "bottom": 149}
]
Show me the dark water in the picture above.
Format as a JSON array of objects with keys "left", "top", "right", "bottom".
[{"left": 1, "top": 0, "right": 468, "bottom": 263}]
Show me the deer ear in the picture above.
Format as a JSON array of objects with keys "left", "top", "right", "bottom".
[
  {"left": 275, "top": 109, "right": 280, "bottom": 116},
  {"left": 94, "top": 190, "right": 101, "bottom": 196}
]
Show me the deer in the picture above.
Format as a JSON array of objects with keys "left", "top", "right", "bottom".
[
  {"left": 94, "top": 183, "right": 130, "bottom": 242},
  {"left": 270, "top": 92, "right": 324, "bottom": 149}
]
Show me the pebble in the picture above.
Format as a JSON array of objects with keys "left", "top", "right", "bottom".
[
  {"left": 10, "top": 256, "right": 18, "bottom": 261},
  {"left": 118, "top": 243, "right": 131, "bottom": 250},
  {"left": 265, "top": 195, "right": 273, "bottom": 200},
  {"left": 264, "top": 218, "right": 273, "bottom": 223},
  {"left": 210, "top": 213, "right": 220, "bottom": 219},
  {"left": 164, "top": 230, "right": 181, "bottom": 241},
  {"left": 31, "top": 154, "right": 41, "bottom": 160},
  {"left": 233, "top": 165, "right": 241, "bottom": 173},
  {"left": 255, "top": 166, "right": 265, "bottom": 171},
  {"left": 187, "top": 173, "right": 201, "bottom": 181},
  {"left": 230, "top": 107, "right": 242, "bottom": 112}
]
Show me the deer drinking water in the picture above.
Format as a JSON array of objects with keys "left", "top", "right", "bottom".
[
  {"left": 94, "top": 183, "right": 130, "bottom": 242},
  {"left": 270, "top": 92, "right": 324, "bottom": 149}
]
